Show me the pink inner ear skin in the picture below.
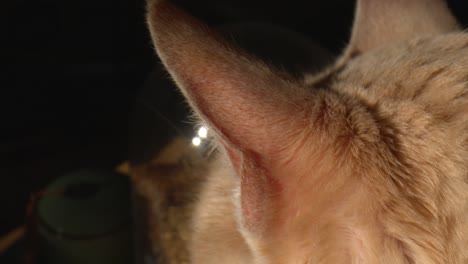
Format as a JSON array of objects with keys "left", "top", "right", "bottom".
[{"left": 225, "top": 145, "right": 284, "bottom": 235}]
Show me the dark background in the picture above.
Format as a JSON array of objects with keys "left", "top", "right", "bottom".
[{"left": 2, "top": 0, "right": 467, "bottom": 238}]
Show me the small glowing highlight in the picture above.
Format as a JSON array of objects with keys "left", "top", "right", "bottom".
[
  {"left": 197, "top": 126, "right": 208, "bottom": 138},
  {"left": 192, "top": 137, "right": 201, "bottom": 146}
]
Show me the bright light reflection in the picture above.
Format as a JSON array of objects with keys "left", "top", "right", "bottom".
[
  {"left": 192, "top": 137, "right": 201, "bottom": 146},
  {"left": 197, "top": 126, "right": 208, "bottom": 138}
]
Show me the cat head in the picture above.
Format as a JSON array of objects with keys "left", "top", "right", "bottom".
[{"left": 147, "top": 0, "right": 465, "bottom": 262}]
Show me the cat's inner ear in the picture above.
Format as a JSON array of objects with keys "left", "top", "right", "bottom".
[{"left": 348, "top": 0, "right": 460, "bottom": 56}]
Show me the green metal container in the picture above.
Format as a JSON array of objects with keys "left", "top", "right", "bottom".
[{"left": 37, "top": 170, "right": 133, "bottom": 264}]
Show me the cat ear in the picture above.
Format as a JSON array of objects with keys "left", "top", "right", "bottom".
[
  {"left": 348, "top": 0, "right": 460, "bottom": 55},
  {"left": 146, "top": 1, "right": 307, "bottom": 155},
  {"left": 147, "top": 1, "right": 311, "bottom": 232}
]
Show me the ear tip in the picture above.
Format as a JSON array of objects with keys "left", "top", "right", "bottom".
[
  {"left": 146, "top": 0, "right": 177, "bottom": 22},
  {"left": 146, "top": 0, "right": 183, "bottom": 42}
]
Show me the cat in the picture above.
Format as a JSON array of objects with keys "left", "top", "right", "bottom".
[{"left": 146, "top": 0, "right": 468, "bottom": 263}]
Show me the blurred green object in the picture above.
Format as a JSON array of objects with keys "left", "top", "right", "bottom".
[{"left": 37, "top": 170, "right": 133, "bottom": 264}]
